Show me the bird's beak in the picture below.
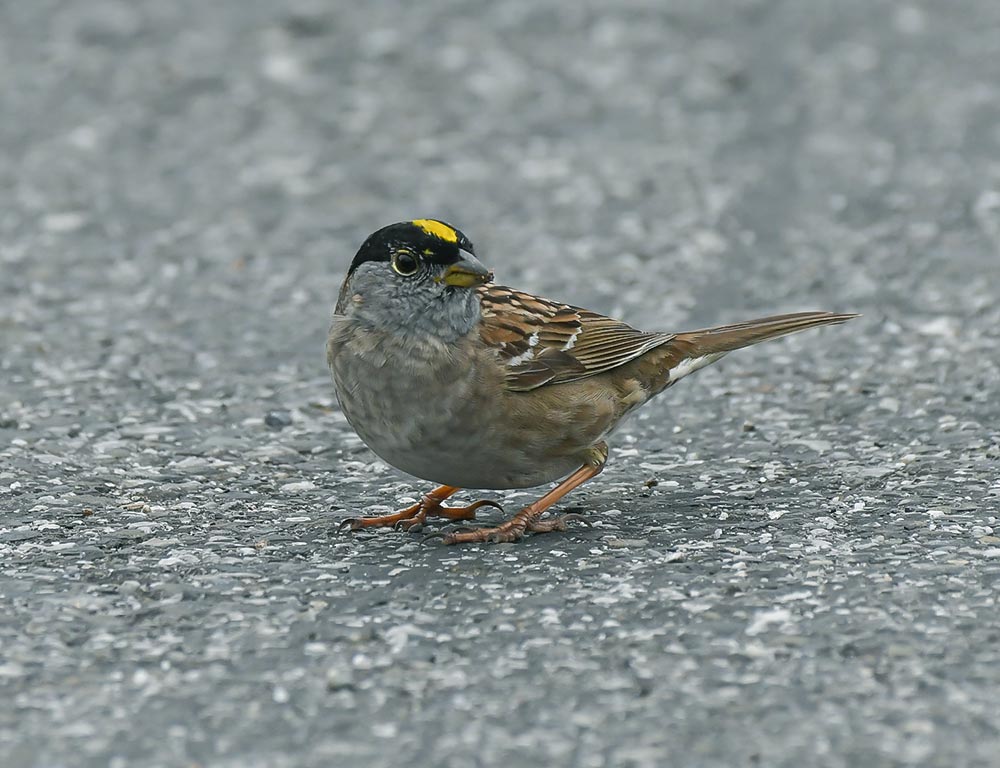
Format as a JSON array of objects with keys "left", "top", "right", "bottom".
[{"left": 436, "top": 250, "right": 493, "bottom": 287}]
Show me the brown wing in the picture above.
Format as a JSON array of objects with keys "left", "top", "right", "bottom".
[{"left": 478, "top": 284, "right": 674, "bottom": 392}]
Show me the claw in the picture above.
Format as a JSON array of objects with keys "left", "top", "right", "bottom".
[
  {"left": 428, "top": 498, "right": 501, "bottom": 522},
  {"left": 393, "top": 512, "right": 428, "bottom": 532},
  {"left": 528, "top": 512, "right": 592, "bottom": 533},
  {"left": 465, "top": 499, "right": 504, "bottom": 514},
  {"left": 338, "top": 518, "right": 362, "bottom": 532},
  {"left": 450, "top": 525, "right": 479, "bottom": 534}
]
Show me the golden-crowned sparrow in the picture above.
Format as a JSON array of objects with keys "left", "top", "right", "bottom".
[{"left": 328, "top": 219, "right": 856, "bottom": 544}]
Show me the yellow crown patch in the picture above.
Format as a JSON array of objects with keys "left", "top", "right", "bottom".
[{"left": 411, "top": 219, "right": 458, "bottom": 243}]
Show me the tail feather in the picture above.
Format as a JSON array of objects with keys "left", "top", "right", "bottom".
[
  {"left": 661, "top": 311, "right": 859, "bottom": 385},
  {"left": 680, "top": 311, "right": 859, "bottom": 354}
]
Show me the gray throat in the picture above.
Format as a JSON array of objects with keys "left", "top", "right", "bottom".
[{"left": 337, "top": 270, "right": 482, "bottom": 344}]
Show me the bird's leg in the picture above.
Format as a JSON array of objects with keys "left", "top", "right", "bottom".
[
  {"left": 439, "top": 443, "right": 608, "bottom": 545},
  {"left": 339, "top": 485, "right": 501, "bottom": 532}
]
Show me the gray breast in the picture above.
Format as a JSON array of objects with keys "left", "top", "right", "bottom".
[
  {"left": 328, "top": 318, "right": 481, "bottom": 480},
  {"left": 327, "top": 316, "right": 581, "bottom": 490}
]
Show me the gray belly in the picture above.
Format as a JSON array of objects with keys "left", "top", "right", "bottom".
[
  {"left": 351, "top": 415, "right": 578, "bottom": 490},
  {"left": 328, "top": 324, "right": 580, "bottom": 490}
]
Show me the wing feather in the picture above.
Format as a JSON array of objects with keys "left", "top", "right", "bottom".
[{"left": 478, "top": 285, "right": 673, "bottom": 391}]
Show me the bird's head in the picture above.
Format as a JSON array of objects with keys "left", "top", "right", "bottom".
[{"left": 338, "top": 219, "right": 492, "bottom": 340}]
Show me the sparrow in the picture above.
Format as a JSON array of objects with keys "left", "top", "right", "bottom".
[{"left": 327, "top": 219, "right": 856, "bottom": 544}]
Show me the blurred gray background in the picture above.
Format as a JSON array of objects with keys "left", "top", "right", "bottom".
[{"left": 2, "top": 1, "right": 999, "bottom": 767}]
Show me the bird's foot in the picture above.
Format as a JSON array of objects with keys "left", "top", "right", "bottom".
[
  {"left": 429, "top": 512, "right": 591, "bottom": 545},
  {"left": 339, "top": 488, "right": 501, "bottom": 533},
  {"left": 394, "top": 498, "right": 502, "bottom": 532}
]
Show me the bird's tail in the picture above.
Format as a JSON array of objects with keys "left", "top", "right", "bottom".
[{"left": 659, "top": 311, "right": 859, "bottom": 386}]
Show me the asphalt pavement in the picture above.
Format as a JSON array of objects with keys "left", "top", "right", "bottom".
[{"left": 2, "top": 1, "right": 999, "bottom": 766}]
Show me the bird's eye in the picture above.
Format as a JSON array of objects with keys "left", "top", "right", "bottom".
[{"left": 391, "top": 251, "right": 419, "bottom": 276}]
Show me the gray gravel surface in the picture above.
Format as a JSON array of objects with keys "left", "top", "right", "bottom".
[{"left": 2, "top": 1, "right": 1000, "bottom": 767}]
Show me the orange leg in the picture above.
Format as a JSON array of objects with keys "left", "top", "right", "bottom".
[
  {"left": 339, "top": 485, "right": 502, "bottom": 532},
  {"left": 439, "top": 443, "right": 608, "bottom": 545}
]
